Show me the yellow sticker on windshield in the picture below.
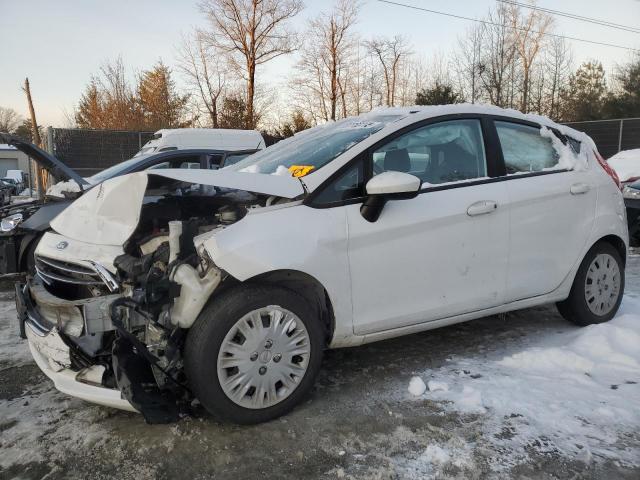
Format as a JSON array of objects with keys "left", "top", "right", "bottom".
[{"left": 288, "top": 165, "right": 315, "bottom": 178}]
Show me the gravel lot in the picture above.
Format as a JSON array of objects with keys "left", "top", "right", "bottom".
[{"left": 1, "top": 255, "right": 639, "bottom": 480}]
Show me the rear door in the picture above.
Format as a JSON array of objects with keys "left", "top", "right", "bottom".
[{"left": 494, "top": 120, "right": 597, "bottom": 302}]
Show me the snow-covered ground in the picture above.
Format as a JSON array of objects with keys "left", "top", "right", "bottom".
[
  {"left": 1, "top": 255, "right": 639, "bottom": 479},
  {"left": 407, "top": 294, "right": 640, "bottom": 471}
]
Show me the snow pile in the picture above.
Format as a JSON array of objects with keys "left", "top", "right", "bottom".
[
  {"left": 608, "top": 149, "right": 640, "bottom": 182},
  {"left": 413, "top": 295, "right": 640, "bottom": 467},
  {"left": 540, "top": 126, "right": 588, "bottom": 171},
  {"left": 426, "top": 380, "right": 448, "bottom": 392},
  {"left": 0, "top": 298, "right": 32, "bottom": 367},
  {"left": 46, "top": 179, "right": 81, "bottom": 198},
  {"left": 408, "top": 376, "right": 426, "bottom": 396}
]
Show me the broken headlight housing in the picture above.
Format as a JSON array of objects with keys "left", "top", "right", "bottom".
[
  {"left": 623, "top": 185, "right": 640, "bottom": 200},
  {"left": 0, "top": 213, "right": 23, "bottom": 232}
]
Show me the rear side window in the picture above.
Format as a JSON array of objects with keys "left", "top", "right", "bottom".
[
  {"left": 495, "top": 122, "right": 559, "bottom": 173},
  {"left": 223, "top": 153, "right": 251, "bottom": 167},
  {"left": 146, "top": 155, "right": 201, "bottom": 170}
]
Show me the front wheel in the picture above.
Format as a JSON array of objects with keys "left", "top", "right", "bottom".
[
  {"left": 184, "top": 284, "right": 324, "bottom": 424},
  {"left": 557, "top": 242, "right": 625, "bottom": 326}
]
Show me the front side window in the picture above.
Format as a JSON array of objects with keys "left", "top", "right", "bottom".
[
  {"left": 495, "top": 121, "right": 559, "bottom": 173},
  {"left": 372, "top": 119, "right": 487, "bottom": 185}
]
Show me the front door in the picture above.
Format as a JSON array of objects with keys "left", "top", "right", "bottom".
[{"left": 345, "top": 119, "right": 509, "bottom": 335}]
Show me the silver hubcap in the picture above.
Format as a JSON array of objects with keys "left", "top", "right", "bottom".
[
  {"left": 217, "top": 306, "right": 311, "bottom": 409},
  {"left": 584, "top": 253, "right": 621, "bottom": 316}
]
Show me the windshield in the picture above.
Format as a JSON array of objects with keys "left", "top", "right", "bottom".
[
  {"left": 228, "top": 114, "right": 404, "bottom": 176},
  {"left": 134, "top": 146, "right": 156, "bottom": 157},
  {"left": 88, "top": 155, "right": 151, "bottom": 183}
]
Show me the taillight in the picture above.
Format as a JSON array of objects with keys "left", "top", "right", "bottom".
[{"left": 595, "top": 150, "right": 622, "bottom": 190}]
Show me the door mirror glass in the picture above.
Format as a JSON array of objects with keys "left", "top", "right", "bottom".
[{"left": 365, "top": 171, "right": 421, "bottom": 197}]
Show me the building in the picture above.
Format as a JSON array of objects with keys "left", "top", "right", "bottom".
[{"left": 0, "top": 144, "right": 31, "bottom": 178}]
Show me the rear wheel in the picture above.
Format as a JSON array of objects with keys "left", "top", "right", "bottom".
[
  {"left": 557, "top": 242, "right": 624, "bottom": 326},
  {"left": 184, "top": 284, "right": 324, "bottom": 424}
]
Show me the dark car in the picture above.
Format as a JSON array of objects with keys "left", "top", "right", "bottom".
[
  {"left": 0, "top": 132, "right": 259, "bottom": 275},
  {"left": 0, "top": 180, "right": 15, "bottom": 204},
  {"left": 623, "top": 180, "right": 640, "bottom": 247},
  {"left": 1, "top": 178, "right": 20, "bottom": 196}
]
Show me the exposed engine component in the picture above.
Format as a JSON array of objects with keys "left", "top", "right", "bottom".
[{"left": 29, "top": 175, "right": 288, "bottom": 423}]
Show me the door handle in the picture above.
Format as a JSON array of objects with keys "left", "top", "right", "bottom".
[
  {"left": 570, "top": 183, "right": 591, "bottom": 195},
  {"left": 467, "top": 200, "right": 498, "bottom": 216}
]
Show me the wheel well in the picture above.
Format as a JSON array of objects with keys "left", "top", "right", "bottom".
[
  {"left": 596, "top": 235, "right": 627, "bottom": 265},
  {"left": 245, "top": 270, "right": 335, "bottom": 344}
]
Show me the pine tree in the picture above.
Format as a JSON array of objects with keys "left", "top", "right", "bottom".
[
  {"left": 277, "top": 110, "right": 311, "bottom": 138},
  {"left": 218, "top": 96, "right": 251, "bottom": 129},
  {"left": 415, "top": 83, "right": 461, "bottom": 106},
  {"left": 603, "top": 57, "right": 640, "bottom": 119},
  {"left": 561, "top": 61, "right": 608, "bottom": 121},
  {"left": 137, "top": 61, "right": 190, "bottom": 130},
  {"left": 75, "top": 81, "right": 104, "bottom": 129}
]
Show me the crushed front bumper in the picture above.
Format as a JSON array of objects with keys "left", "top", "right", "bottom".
[{"left": 15, "top": 281, "right": 137, "bottom": 412}]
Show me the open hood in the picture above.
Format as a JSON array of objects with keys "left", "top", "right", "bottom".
[
  {"left": 50, "top": 168, "right": 304, "bottom": 246},
  {"left": 0, "top": 132, "right": 89, "bottom": 188}
]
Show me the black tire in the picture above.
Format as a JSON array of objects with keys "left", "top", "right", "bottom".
[
  {"left": 184, "top": 283, "right": 324, "bottom": 424},
  {"left": 557, "top": 242, "right": 625, "bottom": 326},
  {"left": 24, "top": 236, "right": 41, "bottom": 275}
]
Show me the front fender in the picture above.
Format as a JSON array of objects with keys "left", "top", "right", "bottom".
[{"left": 202, "top": 203, "right": 356, "bottom": 346}]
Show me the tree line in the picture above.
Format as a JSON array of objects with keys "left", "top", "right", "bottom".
[{"left": 1, "top": 0, "right": 638, "bottom": 143}]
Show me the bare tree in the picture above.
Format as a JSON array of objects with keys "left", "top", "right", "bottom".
[
  {"left": 478, "top": 5, "right": 517, "bottom": 107},
  {"left": 453, "top": 24, "right": 483, "bottom": 104},
  {"left": 294, "top": 0, "right": 359, "bottom": 121},
  {"left": 543, "top": 36, "right": 572, "bottom": 120},
  {"left": 365, "top": 35, "right": 411, "bottom": 106},
  {"left": 0, "top": 107, "right": 22, "bottom": 133},
  {"left": 177, "top": 30, "right": 227, "bottom": 127},
  {"left": 199, "top": 0, "right": 303, "bottom": 128},
  {"left": 509, "top": 4, "right": 553, "bottom": 112}
]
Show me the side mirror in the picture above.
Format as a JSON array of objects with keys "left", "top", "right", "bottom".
[{"left": 360, "top": 171, "right": 421, "bottom": 222}]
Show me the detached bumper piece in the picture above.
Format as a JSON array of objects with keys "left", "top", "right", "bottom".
[
  {"left": 0, "top": 236, "right": 19, "bottom": 274},
  {"left": 112, "top": 337, "right": 187, "bottom": 424}
]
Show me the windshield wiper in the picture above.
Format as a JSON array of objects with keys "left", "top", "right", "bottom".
[{"left": 296, "top": 176, "right": 309, "bottom": 196}]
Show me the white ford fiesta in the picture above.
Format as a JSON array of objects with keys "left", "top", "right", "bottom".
[{"left": 17, "top": 104, "right": 628, "bottom": 424}]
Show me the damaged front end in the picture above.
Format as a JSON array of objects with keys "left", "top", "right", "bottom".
[{"left": 19, "top": 170, "right": 301, "bottom": 423}]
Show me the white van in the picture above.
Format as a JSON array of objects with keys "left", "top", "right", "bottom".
[{"left": 135, "top": 128, "right": 266, "bottom": 157}]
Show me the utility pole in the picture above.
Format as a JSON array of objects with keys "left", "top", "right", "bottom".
[{"left": 22, "top": 78, "right": 45, "bottom": 199}]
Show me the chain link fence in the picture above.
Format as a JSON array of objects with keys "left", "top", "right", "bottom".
[
  {"left": 48, "top": 128, "right": 154, "bottom": 176},
  {"left": 563, "top": 118, "right": 640, "bottom": 159},
  {"left": 44, "top": 120, "right": 640, "bottom": 177}
]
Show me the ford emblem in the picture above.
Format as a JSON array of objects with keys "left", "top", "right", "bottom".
[{"left": 56, "top": 241, "right": 68, "bottom": 250}]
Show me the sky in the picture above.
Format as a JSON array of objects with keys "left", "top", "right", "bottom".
[{"left": 1, "top": 0, "right": 639, "bottom": 127}]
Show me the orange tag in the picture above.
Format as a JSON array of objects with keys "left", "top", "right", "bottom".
[{"left": 288, "top": 165, "right": 315, "bottom": 177}]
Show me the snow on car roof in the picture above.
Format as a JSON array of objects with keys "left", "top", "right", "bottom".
[
  {"left": 608, "top": 148, "right": 640, "bottom": 182},
  {"left": 362, "top": 104, "right": 593, "bottom": 147}
]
